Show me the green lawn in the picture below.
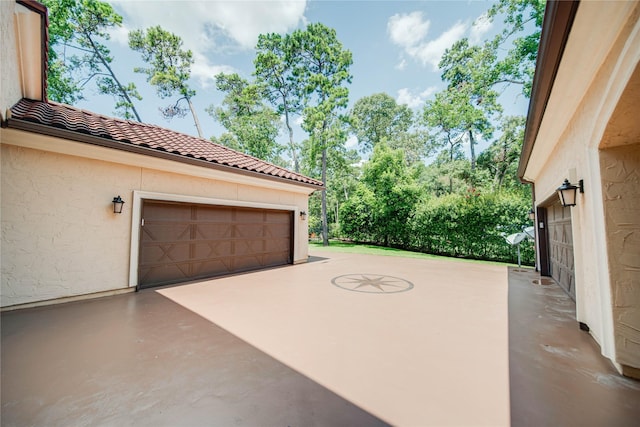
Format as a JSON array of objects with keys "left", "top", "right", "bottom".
[{"left": 309, "top": 240, "right": 519, "bottom": 267}]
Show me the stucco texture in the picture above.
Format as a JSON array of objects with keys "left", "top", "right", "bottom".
[
  {"left": 600, "top": 142, "right": 640, "bottom": 371},
  {"left": 1, "top": 140, "right": 310, "bottom": 307},
  {"left": 524, "top": 2, "right": 640, "bottom": 371}
]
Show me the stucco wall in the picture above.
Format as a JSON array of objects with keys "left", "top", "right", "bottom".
[
  {"left": 600, "top": 144, "right": 640, "bottom": 371},
  {"left": 1, "top": 141, "right": 311, "bottom": 308},
  {"left": 527, "top": 2, "right": 640, "bottom": 367}
]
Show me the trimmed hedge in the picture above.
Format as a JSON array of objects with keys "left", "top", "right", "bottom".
[
  {"left": 408, "top": 191, "right": 534, "bottom": 264},
  {"left": 340, "top": 190, "right": 535, "bottom": 265}
]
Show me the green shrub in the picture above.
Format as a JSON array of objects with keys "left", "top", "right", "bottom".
[
  {"left": 340, "top": 188, "right": 534, "bottom": 265},
  {"left": 408, "top": 191, "right": 534, "bottom": 264}
]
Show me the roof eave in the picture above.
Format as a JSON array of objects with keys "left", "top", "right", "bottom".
[
  {"left": 16, "top": 0, "right": 48, "bottom": 102},
  {"left": 518, "top": 0, "right": 580, "bottom": 182},
  {"left": 5, "top": 118, "right": 325, "bottom": 191}
]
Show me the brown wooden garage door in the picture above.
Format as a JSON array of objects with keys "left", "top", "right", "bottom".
[
  {"left": 547, "top": 201, "right": 575, "bottom": 299},
  {"left": 138, "top": 201, "right": 293, "bottom": 289}
]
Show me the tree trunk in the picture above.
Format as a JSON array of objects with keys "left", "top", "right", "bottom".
[
  {"left": 187, "top": 97, "right": 204, "bottom": 138},
  {"left": 468, "top": 130, "right": 476, "bottom": 172},
  {"left": 85, "top": 32, "right": 142, "bottom": 122},
  {"left": 449, "top": 140, "right": 454, "bottom": 194},
  {"left": 321, "top": 147, "right": 329, "bottom": 246},
  {"left": 284, "top": 109, "right": 299, "bottom": 172}
]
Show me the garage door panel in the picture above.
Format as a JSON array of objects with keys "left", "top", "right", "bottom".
[
  {"left": 139, "top": 262, "right": 191, "bottom": 286},
  {"left": 547, "top": 202, "right": 575, "bottom": 299},
  {"left": 233, "top": 239, "right": 264, "bottom": 256},
  {"left": 196, "top": 206, "right": 234, "bottom": 222},
  {"left": 191, "top": 259, "right": 232, "bottom": 277},
  {"left": 265, "top": 238, "right": 289, "bottom": 251},
  {"left": 235, "top": 209, "right": 263, "bottom": 222},
  {"left": 139, "top": 242, "right": 192, "bottom": 263},
  {"left": 142, "top": 224, "right": 192, "bottom": 242},
  {"left": 192, "top": 241, "right": 232, "bottom": 259},
  {"left": 263, "top": 252, "right": 290, "bottom": 265},
  {"left": 143, "top": 204, "right": 192, "bottom": 221},
  {"left": 139, "top": 201, "right": 292, "bottom": 288},
  {"left": 194, "top": 223, "right": 233, "bottom": 240},
  {"left": 265, "top": 223, "right": 290, "bottom": 237},
  {"left": 265, "top": 212, "right": 290, "bottom": 223},
  {"left": 237, "top": 224, "right": 266, "bottom": 237}
]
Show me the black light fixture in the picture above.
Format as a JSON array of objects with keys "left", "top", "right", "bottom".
[
  {"left": 528, "top": 208, "right": 535, "bottom": 221},
  {"left": 112, "top": 195, "right": 125, "bottom": 214},
  {"left": 556, "top": 179, "right": 584, "bottom": 207},
  {"left": 300, "top": 210, "right": 307, "bottom": 220}
]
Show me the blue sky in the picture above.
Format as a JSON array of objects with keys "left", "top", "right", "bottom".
[{"left": 76, "top": 0, "right": 529, "bottom": 153}]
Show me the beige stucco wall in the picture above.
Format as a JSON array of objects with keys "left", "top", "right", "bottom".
[
  {"left": 600, "top": 144, "right": 640, "bottom": 371},
  {"left": 1, "top": 130, "right": 313, "bottom": 308},
  {"left": 524, "top": 1, "right": 640, "bottom": 369}
]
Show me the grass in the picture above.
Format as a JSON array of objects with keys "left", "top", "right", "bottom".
[{"left": 309, "top": 240, "right": 520, "bottom": 267}]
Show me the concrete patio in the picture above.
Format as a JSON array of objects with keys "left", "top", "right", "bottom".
[{"left": 2, "top": 251, "right": 639, "bottom": 426}]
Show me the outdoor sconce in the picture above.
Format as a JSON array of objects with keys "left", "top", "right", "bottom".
[
  {"left": 556, "top": 179, "right": 584, "bottom": 207},
  {"left": 112, "top": 195, "right": 125, "bottom": 214},
  {"left": 300, "top": 211, "right": 307, "bottom": 220},
  {"left": 528, "top": 208, "right": 535, "bottom": 220}
]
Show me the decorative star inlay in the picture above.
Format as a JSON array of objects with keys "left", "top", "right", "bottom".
[{"left": 331, "top": 274, "right": 414, "bottom": 293}]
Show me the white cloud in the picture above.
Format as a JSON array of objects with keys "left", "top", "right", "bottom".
[
  {"left": 110, "top": 0, "right": 307, "bottom": 86},
  {"left": 191, "top": 53, "right": 237, "bottom": 88},
  {"left": 345, "top": 135, "right": 358, "bottom": 149},
  {"left": 387, "top": 11, "right": 430, "bottom": 48},
  {"left": 470, "top": 12, "right": 493, "bottom": 45},
  {"left": 408, "top": 21, "right": 468, "bottom": 70},
  {"left": 387, "top": 11, "right": 469, "bottom": 70},
  {"left": 396, "top": 87, "right": 437, "bottom": 109},
  {"left": 395, "top": 58, "right": 407, "bottom": 71},
  {"left": 106, "top": 24, "right": 129, "bottom": 45}
]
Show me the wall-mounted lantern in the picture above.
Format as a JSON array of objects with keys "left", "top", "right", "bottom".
[
  {"left": 556, "top": 179, "right": 584, "bottom": 207},
  {"left": 528, "top": 208, "right": 535, "bottom": 221},
  {"left": 300, "top": 210, "right": 307, "bottom": 220},
  {"left": 112, "top": 195, "right": 125, "bottom": 214}
]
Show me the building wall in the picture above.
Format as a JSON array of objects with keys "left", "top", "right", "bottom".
[
  {"left": 1, "top": 138, "right": 311, "bottom": 308},
  {"left": 600, "top": 144, "right": 640, "bottom": 372},
  {"left": 525, "top": 2, "right": 640, "bottom": 369}
]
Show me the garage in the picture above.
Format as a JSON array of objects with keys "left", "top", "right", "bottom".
[
  {"left": 546, "top": 201, "right": 575, "bottom": 299},
  {"left": 138, "top": 201, "right": 293, "bottom": 289}
]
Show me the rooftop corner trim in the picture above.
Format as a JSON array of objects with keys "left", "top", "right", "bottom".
[
  {"left": 15, "top": 0, "right": 48, "bottom": 101},
  {"left": 518, "top": 0, "right": 580, "bottom": 181}
]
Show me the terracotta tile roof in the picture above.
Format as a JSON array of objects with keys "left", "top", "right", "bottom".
[{"left": 8, "top": 99, "right": 323, "bottom": 188}]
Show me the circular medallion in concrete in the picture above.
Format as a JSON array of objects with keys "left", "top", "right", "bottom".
[{"left": 331, "top": 274, "right": 414, "bottom": 294}]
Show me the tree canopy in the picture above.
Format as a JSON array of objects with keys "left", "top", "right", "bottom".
[
  {"left": 207, "top": 73, "right": 283, "bottom": 163},
  {"left": 349, "top": 93, "right": 413, "bottom": 152},
  {"left": 43, "top": 0, "right": 142, "bottom": 119},
  {"left": 254, "top": 32, "right": 303, "bottom": 171},
  {"left": 290, "top": 22, "right": 353, "bottom": 246},
  {"left": 41, "top": 0, "right": 544, "bottom": 264},
  {"left": 129, "top": 26, "right": 203, "bottom": 136}
]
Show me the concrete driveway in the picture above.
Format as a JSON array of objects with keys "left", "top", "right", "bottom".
[{"left": 2, "top": 251, "right": 510, "bottom": 426}]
